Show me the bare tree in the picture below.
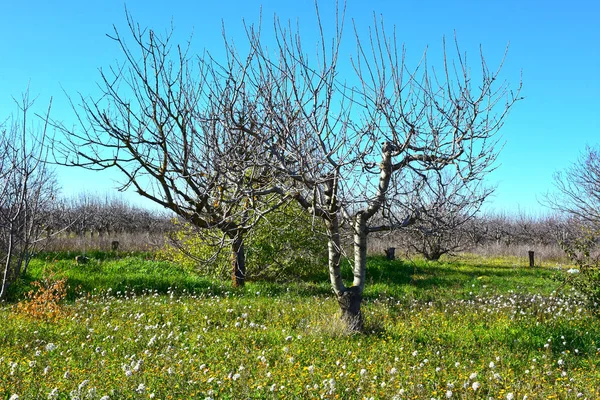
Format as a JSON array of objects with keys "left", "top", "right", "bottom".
[
  {"left": 213, "top": 9, "right": 521, "bottom": 330},
  {"left": 53, "top": 14, "right": 285, "bottom": 286},
  {"left": 395, "top": 170, "right": 493, "bottom": 260},
  {"left": 0, "top": 93, "right": 56, "bottom": 299},
  {"left": 546, "top": 145, "right": 600, "bottom": 225}
]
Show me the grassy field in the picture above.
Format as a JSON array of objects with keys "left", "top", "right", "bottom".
[{"left": 1, "top": 252, "right": 598, "bottom": 399}]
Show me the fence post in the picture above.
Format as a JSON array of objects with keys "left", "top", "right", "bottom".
[
  {"left": 528, "top": 250, "right": 535, "bottom": 267},
  {"left": 385, "top": 247, "right": 396, "bottom": 261}
]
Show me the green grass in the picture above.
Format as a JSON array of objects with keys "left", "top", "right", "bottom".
[{"left": 1, "top": 252, "right": 598, "bottom": 399}]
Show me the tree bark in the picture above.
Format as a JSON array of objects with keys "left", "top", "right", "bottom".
[
  {"left": 325, "top": 216, "right": 345, "bottom": 297},
  {"left": 337, "top": 286, "right": 363, "bottom": 332},
  {"left": 231, "top": 235, "right": 246, "bottom": 287}
]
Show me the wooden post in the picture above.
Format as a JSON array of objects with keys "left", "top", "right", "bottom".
[
  {"left": 384, "top": 247, "right": 396, "bottom": 261},
  {"left": 528, "top": 250, "right": 534, "bottom": 267}
]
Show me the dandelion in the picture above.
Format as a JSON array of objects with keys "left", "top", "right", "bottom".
[
  {"left": 78, "top": 380, "right": 89, "bottom": 391},
  {"left": 48, "top": 388, "right": 59, "bottom": 400}
]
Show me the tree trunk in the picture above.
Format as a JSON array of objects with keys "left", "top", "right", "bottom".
[
  {"left": 337, "top": 286, "right": 363, "bottom": 332},
  {"left": 0, "top": 227, "right": 15, "bottom": 300},
  {"left": 231, "top": 235, "right": 246, "bottom": 287},
  {"left": 325, "top": 217, "right": 345, "bottom": 296}
]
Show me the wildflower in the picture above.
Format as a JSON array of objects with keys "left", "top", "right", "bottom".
[
  {"left": 489, "top": 361, "right": 495, "bottom": 369},
  {"left": 78, "top": 380, "right": 89, "bottom": 391},
  {"left": 507, "top": 393, "right": 514, "bottom": 400},
  {"left": 48, "top": 388, "right": 59, "bottom": 400},
  {"left": 360, "top": 369, "right": 367, "bottom": 376},
  {"left": 472, "top": 382, "right": 481, "bottom": 391},
  {"left": 308, "top": 365, "right": 315, "bottom": 374},
  {"left": 46, "top": 343, "right": 57, "bottom": 351},
  {"left": 135, "top": 383, "right": 146, "bottom": 394},
  {"left": 99, "top": 397, "right": 110, "bottom": 400},
  {"left": 9, "top": 395, "right": 19, "bottom": 400},
  {"left": 469, "top": 372, "right": 478, "bottom": 380},
  {"left": 446, "top": 391, "right": 453, "bottom": 399},
  {"left": 390, "top": 367, "right": 398, "bottom": 375}
]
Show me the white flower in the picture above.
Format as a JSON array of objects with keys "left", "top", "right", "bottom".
[
  {"left": 99, "top": 397, "right": 110, "bottom": 400},
  {"left": 232, "top": 373, "right": 241, "bottom": 380},
  {"left": 46, "top": 343, "right": 57, "bottom": 351},
  {"left": 472, "top": 382, "right": 481, "bottom": 391},
  {"left": 446, "top": 390, "right": 453, "bottom": 398},
  {"left": 558, "top": 359, "right": 564, "bottom": 366},
  {"left": 360, "top": 369, "right": 367, "bottom": 376},
  {"left": 489, "top": 361, "right": 495, "bottom": 369},
  {"left": 469, "top": 372, "right": 478, "bottom": 380},
  {"left": 78, "top": 380, "right": 89, "bottom": 391},
  {"left": 135, "top": 383, "right": 146, "bottom": 394},
  {"left": 9, "top": 395, "right": 19, "bottom": 400},
  {"left": 390, "top": 367, "right": 397, "bottom": 375},
  {"left": 507, "top": 393, "right": 514, "bottom": 400},
  {"left": 48, "top": 388, "right": 59, "bottom": 400},
  {"left": 308, "top": 365, "right": 315, "bottom": 374}
]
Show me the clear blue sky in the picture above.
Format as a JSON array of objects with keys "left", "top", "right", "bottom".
[{"left": 1, "top": 0, "right": 598, "bottom": 214}]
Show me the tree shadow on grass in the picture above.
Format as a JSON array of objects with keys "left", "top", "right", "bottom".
[{"left": 4, "top": 253, "right": 558, "bottom": 303}]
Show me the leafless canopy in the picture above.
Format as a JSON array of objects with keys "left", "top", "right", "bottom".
[
  {"left": 208, "top": 7, "right": 521, "bottom": 329},
  {"left": 54, "top": 5, "right": 520, "bottom": 327},
  {"left": 0, "top": 92, "right": 56, "bottom": 299},
  {"left": 53, "top": 13, "right": 286, "bottom": 286},
  {"left": 546, "top": 146, "right": 600, "bottom": 225}
]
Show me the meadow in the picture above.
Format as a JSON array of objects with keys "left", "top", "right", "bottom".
[{"left": 1, "top": 252, "right": 599, "bottom": 399}]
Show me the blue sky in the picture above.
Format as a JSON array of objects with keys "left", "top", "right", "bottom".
[{"left": 1, "top": 0, "right": 598, "bottom": 214}]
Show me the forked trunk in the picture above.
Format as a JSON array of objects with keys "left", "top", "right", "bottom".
[{"left": 231, "top": 235, "right": 246, "bottom": 287}]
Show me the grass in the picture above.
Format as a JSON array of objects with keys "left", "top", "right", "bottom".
[{"left": 1, "top": 252, "right": 598, "bottom": 399}]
